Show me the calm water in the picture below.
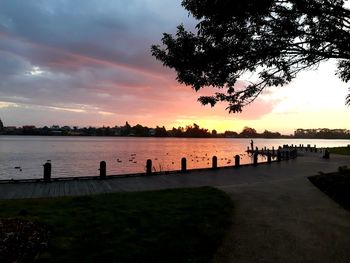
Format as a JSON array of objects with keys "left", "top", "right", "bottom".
[{"left": 1, "top": 136, "right": 349, "bottom": 180}]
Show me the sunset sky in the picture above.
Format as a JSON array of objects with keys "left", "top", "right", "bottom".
[{"left": 1, "top": 0, "right": 350, "bottom": 134}]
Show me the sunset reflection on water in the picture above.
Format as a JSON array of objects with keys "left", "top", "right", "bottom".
[{"left": 1, "top": 136, "right": 349, "bottom": 180}]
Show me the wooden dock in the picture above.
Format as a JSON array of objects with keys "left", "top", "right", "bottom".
[{"left": 246, "top": 145, "right": 324, "bottom": 156}]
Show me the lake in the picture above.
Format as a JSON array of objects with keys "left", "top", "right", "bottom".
[{"left": 1, "top": 136, "right": 349, "bottom": 180}]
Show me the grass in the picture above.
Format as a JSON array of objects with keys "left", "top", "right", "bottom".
[
  {"left": 308, "top": 145, "right": 350, "bottom": 216},
  {"left": 0, "top": 187, "right": 233, "bottom": 263},
  {"left": 327, "top": 146, "right": 350, "bottom": 156},
  {"left": 309, "top": 168, "right": 350, "bottom": 212}
]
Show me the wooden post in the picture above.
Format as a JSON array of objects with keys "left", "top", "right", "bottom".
[
  {"left": 146, "top": 159, "right": 152, "bottom": 175},
  {"left": 253, "top": 153, "right": 258, "bottom": 165},
  {"left": 277, "top": 150, "right": 281, "bottom": 162},
  {"left": 235, "top": 155, "right": 240, "bottom": 167},
  {"left": 267, "top": 152, "right": 272, "bottom": 163},
  {"left": 181, "top": 157, "right": 187, "bottom": 172},
  {"left": 212, "top": 156, "right": 217, "bottom": 169},
  {"left": 323, "top": 150, "right": 330, "bottom": 159},
  {"left": 99, "top": 161, "right": 106, "bottom": 179},
  {"left": 43, "top": 162, "right": 51, "bottom": 182}
]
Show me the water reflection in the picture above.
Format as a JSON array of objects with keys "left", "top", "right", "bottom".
[{"left": 0, "top": 136, "right": 349, "bottom": 179}]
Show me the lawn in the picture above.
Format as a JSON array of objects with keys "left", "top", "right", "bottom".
[
  {"left": 309, "top": 168, "right": 350, "bottom": 212},
  {"left": 327, "top": 146, "right": 350, "bottom": 156},
  {"left": 0, "top": 187, "right": 233, "bottom": 263}
]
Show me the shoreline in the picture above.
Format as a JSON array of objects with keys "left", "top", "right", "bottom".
[
  {"left": 2, "top": 134, "right": 350, "bottom": 140},
  {"left": 0, "top": 157, "right": 279, "bottom": 184}
]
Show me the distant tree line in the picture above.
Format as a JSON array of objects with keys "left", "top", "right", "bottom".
[
  {"left": 0, "top": 119, "right": 284, "bottom": 138},
  {"left": 0, "top": 122, "right": 216, "bottom": 138},
  {"left": 294, "top": 128, "right": 350, "bottom": 139},
  {"left": 1, "top": 118, "right": 349, "bottom": 139}
]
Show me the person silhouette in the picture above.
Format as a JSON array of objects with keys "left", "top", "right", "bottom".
[{"left": 250, "top": 140, "right": 254, "bottom": 151}]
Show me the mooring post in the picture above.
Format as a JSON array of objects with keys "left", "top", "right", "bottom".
[
  {"left": 99, "top": 161, "right": 106, "bottom": 179},
  {"left": 146, "top": 159, "right": 152, "bottom": 175},
  {"left": 235, "top": 155, "right": 240, "bottom": 167},
  {"left": 212, "top": 156, "right": 217, "bottom": 169},
  {"left": 253, "top": 152, "right": 258, "bottom": 165},
  {"left": 43, "top": 162, "right": 51, "bottom": 182},
  {"left": 277, "top": 150, "right": 281, "bottom": 162},
  {"left": 323, "top": 149, "right": 330, "bottom": 159},
  {"left": 181, "top": 157, "right": 187, "bottom": 173},
  {"left": 267, "top": 152, "right": 272, "bottom": 163}
]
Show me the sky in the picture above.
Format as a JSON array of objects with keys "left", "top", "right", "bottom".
[{"left": 1, "top": 0, "right": 350, "bottom": 134}]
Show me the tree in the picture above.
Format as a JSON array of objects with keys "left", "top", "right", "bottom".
[
  {"left": 152, "top": 0, "right": 350, "bottom": 113},
  {"left": 120, "top": 121, "right": 131, "bottom": 136},
  {"left": 133, "top": 124, "right": 150, "bottom": 137},
  {"left": 262, "top": 129, "right": 281, "bottom": 138},
  {"left": 240, "top": 126, "right": 257, "bottom": 137},
  {"left": 155, "top": 126, "right": 168, "bottom": 137}
]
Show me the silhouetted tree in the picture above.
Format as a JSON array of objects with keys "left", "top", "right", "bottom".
[
  {"left": 171, "top": 127, "right": 184, "bottom": 137},
  {"left": 132, "top": 124, "right": 150, "bottom": 137},
  {"left": 262, "top": 129, "right": 281, "bottom": 138},
  {"left": 224, "top": 130, "right": 238, "bottom": 137},
  {"left": 240, "top": 126, "right": 257, "bottom": 137},
  {"left": 155, "top": 126, "right": 168, "bottom": 137},
  {"left": 120, "top": 121, "right": 131, "bottom": 136},
  {"left": 152, "top": 0, "right": 350, "bottom": 112},
  {"left": 185, "top": 123, "right": 211, "bottom": 137}
]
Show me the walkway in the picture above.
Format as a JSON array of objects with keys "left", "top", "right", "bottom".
[{"left": 1, "top": 152, "right": 350, "bottom": 262}]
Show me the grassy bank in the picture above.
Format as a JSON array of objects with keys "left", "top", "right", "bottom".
[
  {"left": 309, "top": 168, "right": 350, "bottom": 212},
  {"left": 328, "top": 146, "right": 350, "bottom": 156},
  {"left": 0, "top": 187, "right": 233, "bottom": 263}
]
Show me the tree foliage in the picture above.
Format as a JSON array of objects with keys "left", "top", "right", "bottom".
[{"left": 151, "top": 0, "right": 350, "bottom": 112}]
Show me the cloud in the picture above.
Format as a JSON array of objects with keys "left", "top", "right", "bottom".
[
  {"left": 0, "top": 0, "right": 285, "bottom": 130},
  {"left": 0, "top": 1, "right": 202, "bottom": 125}
]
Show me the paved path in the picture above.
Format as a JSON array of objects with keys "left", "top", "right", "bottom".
[
  {"left": 1, "top": 152, "right": 350, "bottom": 262},
  {"left": 214, "top": 177, "right": 350, "bottom": 263}
]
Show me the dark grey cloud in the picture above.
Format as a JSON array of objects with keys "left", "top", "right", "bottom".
[
  {"left": 0, "top": 0, "right": 196, "bottom": 115},
  {"left": 0, "top": 0, "right": 193, "bottom": 73}
]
